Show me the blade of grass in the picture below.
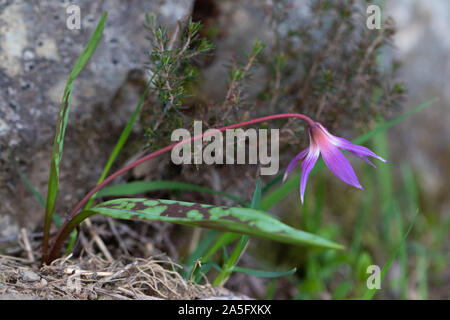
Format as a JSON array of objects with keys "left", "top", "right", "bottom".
[
  {"left": 201, "top": 233, "right": 240, "bottom": 263},
  {"left": 373, "top": 128, "right": 394, "bottom": 249},
  {"left": 232, "top": 266, "right": 297, "bottom": 278},
  {"left": 42, "top": 12, "right": 107, "bottom": 262},
  {"left": 83, "top": 85, "right": 150, "bottom": 209},
  {"left": 353, "top": 97, "right": 438, "bottom": 145}
]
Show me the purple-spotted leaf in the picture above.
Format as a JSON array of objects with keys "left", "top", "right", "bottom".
[{"left": 84, "top": 198, "right": 343, "bottom": 249}]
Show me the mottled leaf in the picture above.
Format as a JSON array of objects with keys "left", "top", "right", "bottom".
[{"left": 85, "top": 198, "right": 343, "bottom": 249}]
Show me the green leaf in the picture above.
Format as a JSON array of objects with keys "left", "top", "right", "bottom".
[
  {"left": 96, "top": 181, "right": 247, "bottom": 206},
  {"left": 201, "top": 232, "right": 240, "bottom": 263},
  {"left": 232, "top": 266, "right": 297, "bottom": 278},
  {"left": 250, "top": 179, "right": 262, "bottom": 210},
  {"left": 353, "top": 98, "right": 438, "bottom": 145},
  {"left": 82, "top": 198, "right": 343, "bottom": 250},
  {"left": 260, "top": 98, "right": 438, "bottom": 210},
  {"left": 42, "top": 12, "right": 107, "bottom": 258}
]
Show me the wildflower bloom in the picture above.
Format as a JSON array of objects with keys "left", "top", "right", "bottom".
[{"left": 283, "top": 122, "right": 388, "bottom": 204}]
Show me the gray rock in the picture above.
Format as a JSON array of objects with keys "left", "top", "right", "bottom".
[
  {"left": 0, "top": 0, "right": 193, "bottom": 238},
  {"left": 386, "top": 0, "right": 450, "bottom": 201},
  {"left": 19, "top": 269, "right": 40, "bottom": 282}
]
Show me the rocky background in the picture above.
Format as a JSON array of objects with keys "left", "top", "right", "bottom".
[
  {"left": 387, "top": 0, "right": 450, "bottom": 214},
  {"left": 0, "top": 0, "right": 193, "bottom": 238},
  {"left": 0, "top": 0, "right": 274, "bottom": 241}
]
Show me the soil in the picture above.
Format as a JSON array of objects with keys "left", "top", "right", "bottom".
[{"left": 0, "top": 254, "right": 248, "bottom": 300}]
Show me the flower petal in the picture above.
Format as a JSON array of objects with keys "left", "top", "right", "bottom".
[
  {"left": 334, "top": 137, "right": 387, "bottom": 163},
  {"left": 299, "top": 146, "right": 320, "bottom": 204},
  {"left": 282, "top": 148, "right": 308, "bottom": 183},
  {"left": 319, "top": 139, "right": 364, "bottom": 190},
  {"left": 316, "top": 124, "right": 387, "bottom": 163}
]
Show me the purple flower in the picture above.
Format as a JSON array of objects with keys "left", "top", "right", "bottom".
[{"left": 283, "top": 122, "right": 388, "bottom": 204}]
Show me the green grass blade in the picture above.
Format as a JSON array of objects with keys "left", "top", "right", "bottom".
[
  {"left": 42, "top": 12, "right": 107, "bottom": 259},
  {"left": 232, "top": 266, "right": 297, "bottom": 278},
  {"left": 96, "top": 180, "right": 247, "bottom": 206},
  {"left": 83, "top": 84, "right": 151, "bottom": 209},
  {"left": 260, "top": 98, "right": 438, "bottom": 210},
  {"left": 67, "top": 13, "right": 108, "bottom": 81},
  {"left": 86, "top": 198, "right": 343, "bottom": 250},
  {"left": 250, "top": 179, "right": 262, "bottom": 210},
  {"left": 373, "top": 129, "right": 394, "bottom": 248},
  {"left": 353, "top": 97, "right": 438, "bottom": 145},
  {"left": 201, "top": 232, "right": 240, "bottom": 263}
]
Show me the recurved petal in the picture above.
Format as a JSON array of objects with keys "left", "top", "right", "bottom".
[
  {"left": 315, "top": 123, "right": 387, "bottom": 163},
  {"left": 320, "top": 140, "right": 364, "bottom": 190},
  {"left": 299, "top": 146, "right": 320, "bottom": 204},
  {"left": 330, "top": 136, "right": 387, "bottom": 163},
  {"left": 282, "top": 148, "right": 308, "bottom": 183}
]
